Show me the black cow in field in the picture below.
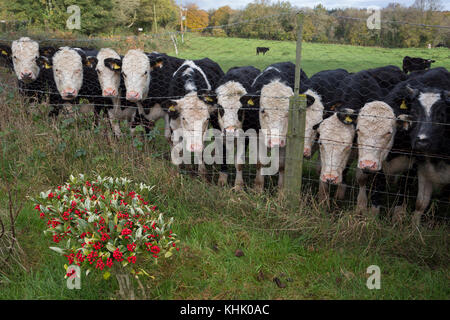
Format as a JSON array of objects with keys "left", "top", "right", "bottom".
[
  {"left": 402, "top": 56, "right": 435, "bottom": 74},
  {"left": 256, "top": 47, "right": 270, "bottom": 55}
]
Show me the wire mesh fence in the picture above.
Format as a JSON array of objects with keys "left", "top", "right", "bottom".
[{"left": 0, "top": 10, "right": 449, "bottom": 223}]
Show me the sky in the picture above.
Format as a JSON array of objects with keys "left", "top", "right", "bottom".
[{"left": 189, "top": 0, "right": 450, "bottom": 11}]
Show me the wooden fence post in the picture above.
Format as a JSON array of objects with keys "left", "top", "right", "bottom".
[{"left": 284, "top": 12, "right": 306, "bottom": 209}]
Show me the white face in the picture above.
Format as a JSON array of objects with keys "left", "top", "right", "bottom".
[
  {"left": 174, "top": 92, "right": 211, "bottom": 153},
  {"left": 317, "top": 114, "right": 355, "bottom": 184},
  {"left": 216, "top": 81, "right": 246, "bottom": 134},
  {"left": 259, "top": 80, "right": 293, "bottom": 148},
  {"left": 11, "top": 37, "right": 40, "bottom": 82},
  {"left": 52, "top": 47, "right": 83, "bottom": 100},
  {"left": 357, "top": 101, "right": 397, "bottom": 172},
  {"left": 122, "top": 49, "right": 150, "bottom": 102},
  {"left": 303, "top": 89, "right": 324, "bottom": 158},
  {"left": 96, "top": 48, "right": 121, "bottom": 97}
]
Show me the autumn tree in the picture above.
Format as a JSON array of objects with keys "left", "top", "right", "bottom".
[{"left": 185, "top": 3, "right": 209, "bottom": 31}]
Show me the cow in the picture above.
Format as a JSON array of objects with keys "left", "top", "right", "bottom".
[
  {"left": 314, "top": 69, "right": 386, "bottom": 208},
  {"left": 206, "top": 66, "right": 261, "bottom": 188},
  {"left": 0, "top": 43, "right": 12, "bottom": 69},
  {"left": 355, "top": 67, "right": 450, "bottom": 219},
  {"left": 403, "top": 70, "right": 450, "bottom": 226},
  {"left": 240, "top": 62, "right": 310, "bottom": 191},
  {"left": 37, "top": 46, "right": 109, "bottom": 122},
  {"left": 256, "top": 47, "right": 270, "bottom": 55},
  {"left": 3, "top": 38, "right": 57, "bottom": 106},
  {"left": 402, "top": 56, "right": 435, "bottom": 74},
  {"left": 121, "top": 49, "right": 185, "bottom": 141},
  {"left": 161, "top": 58, "right": 225, "bottom": 177},
  {"left": 299, "top": 68, "right": 350, "bottom": 159}
]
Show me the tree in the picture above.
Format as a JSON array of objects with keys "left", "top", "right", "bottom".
[
  {"left": 210, "top": 5, "right": 233, "bottom": 27},
  {"left": 185, "top": 3, "right": 208, "bottom": 31}
]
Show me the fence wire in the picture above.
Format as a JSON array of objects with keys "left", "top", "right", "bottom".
[{"left": 0, "top": 11, "right": 449, "bottom": 221}]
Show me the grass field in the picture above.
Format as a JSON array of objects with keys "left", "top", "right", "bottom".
[{"left": 0, "top": 36, "right": 449, "bottom": 300}]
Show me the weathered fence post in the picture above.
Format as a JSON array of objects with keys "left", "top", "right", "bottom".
[{"left": 284, "top": 11, "right": 306, "bottom": 209}]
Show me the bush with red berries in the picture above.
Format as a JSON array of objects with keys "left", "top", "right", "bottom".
[{"left": 29, "top": 174, "right": 179, "bottom": 279}]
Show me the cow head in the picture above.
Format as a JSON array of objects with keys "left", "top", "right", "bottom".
[
  {"left": 356, "top": 101, "right": 398, "bottom": 172},
  {"left": 258, "top": 80, "right": 293, "bottom": 148},
  {"left": 408, "top": 86, "right": 449, "bottom": 153},
  {"left": 0, "top": 43, "right": 12, "bottom": 67},
  {"left": 43, "top": 47, "right": 90, "bottom": 100},
  {"left": 86, "top": 48, "right": 122, "bottom": 98},
  {"left": 122, "top": 49, "right": 164, "bottom": 102},
  {"left": 216, "top": 81, "right": 247, "bottom": 135},
  {"left": 163, "top": 91, "right": 216, "bottom": 153},
  {"left": 11, "top": 37, "right": 41, "bottom": 82},
  {"left": 317, "top": 108, "right": 356, "bottom": 184}
]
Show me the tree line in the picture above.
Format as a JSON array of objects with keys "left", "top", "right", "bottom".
[{"left": 0, "top": 0, "right": 448, "bottom": 48}]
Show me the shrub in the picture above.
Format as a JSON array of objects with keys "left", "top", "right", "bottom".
[{"left": 29, "top": 174, "right": 179, "bottom": 281}]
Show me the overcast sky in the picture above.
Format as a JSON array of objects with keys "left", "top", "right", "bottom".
[{"left": 187, "top": 0, "right": 450, "bottom": 11}]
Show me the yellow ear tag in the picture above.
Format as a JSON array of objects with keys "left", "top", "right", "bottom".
[
  {"left": 248, "top": 99, "right": 254, "bottom": 106},
  {"left": 1, "top": 50, "right": 7, "bottom": 56},
  {"left": 400, "top": 100, "right": 407, "bottom": 110},
  {"left": 168, "top": 106, "right": 176, "bottom": 112},
  {"left": 113, "top": 63, "right": 120, "bottom": 70},
  {"left": 44, "top": 62, "right": 52, "bottom": 69},
  {"left": 205, "top": 96, "right": 213, "bottom": 102},
  {"left": 345, "top": 116, "right": 353, "bottom": 123}
]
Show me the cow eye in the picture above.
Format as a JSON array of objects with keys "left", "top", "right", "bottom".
[
  {"left": 13, "top": 55, "right": 16, "bottom": 59},
  {"left": 261, "top": 109, "right": 265, "bottom": 114},
  {"left": 96, "top": 69, "right": 101, "bottom": 74},
  {"left": 144, "top": 71, "right": 148, "bottom": 76}
]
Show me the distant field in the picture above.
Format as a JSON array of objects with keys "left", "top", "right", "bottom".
[{"left": 167, "top": 36, "right": 450, "bottom": 75}]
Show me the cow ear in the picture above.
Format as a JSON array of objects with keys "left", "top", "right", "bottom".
[
  {"left": 36, "top": 56, "right": 52, "bottom": 69},
  {"left": 325, "top": 101, "right": 343, "bottom": 112},
  {"left": 397, "top": 114, "right": 412, "bottom": 131},
  {"left": 162, "top": 100, "right": 179, "bottom": 119},
  {"left": 240, "top": 93, "right": 260, "bottom": 109},
  {"left": 198, "top": 89, "right": 217, "bottom": 105},
  {"left": 150, "top": 56, "right": 165, "bottom": 70},
  {"left": 405, "top": 85, "right": 419, "bottom": 100},
  {"left": 104, "top": 58, "right": 122, "bottom": 71},
  {"left": 39, "top": 46, "right": 56, "bottom": 58},
  {"left": 0, "top": 44, "right": 11, "bottom": 57},
  {"left": 85, "top": 56, "right": 98, "bottom": 69},
  {"left": 337, "top": 108, "right": 358, "bottom": 126}
]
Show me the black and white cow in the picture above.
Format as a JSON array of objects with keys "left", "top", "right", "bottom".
[
  {"left": 2, "top": 37, "right": 57, "bottom": 105},
  {"left": 240, "top": 62, "right": 310, "bottom": 190},
  {"left": 207, "top": 66, "right": 261, "bottom": 188},
  {"left": 37, "top": 46, "right": 108, "bottom": 122},
  {"left": 403, "top": 69, "right": 450, "bottom": 226},
  {"left": 161, "top": 58, "right": 225, "bottom": 176},
  {"left": 355, "top": 67, "right": 449, "bottom": 218},
  {"left": 403, "top": 56, "right": 435, "bottom": 74},
  {"left": 299, "top": 68, "right": 350, "bottom": 159},
  {"left": 121, "top": 49, "right": 186, "bottom": 141}
]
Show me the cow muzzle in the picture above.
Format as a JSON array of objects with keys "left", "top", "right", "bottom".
[
  {"left": 62, "top": 88, "right": 77, "bottom": 100},
  {"left": 20, "top": 71, "right": 34, "bottom": 82},
  {"left": 188, "top": 143, "right": 203, "bottom": 153},
  {"left": 358, "top": 160, "right": 379, "bottom": 172},
  {"left": 103, "top": 88, "right": 117, "bottom": 97},
  {"left": 320, "top": 174, "right": 340, "bottom": 185},
  {"left": 304, "top": 147, "right": 312, "bottom": 159},
  {"left": 414, "top": 138, "right": 431, "bottom": 151},
  {"left": 268, "top": 137, "right": 286, "bottom": 148},
  {"left": 126, "top": 91, "right": 141, "bottom": 102}
]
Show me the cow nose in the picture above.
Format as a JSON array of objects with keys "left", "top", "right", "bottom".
[
  {"left": 415, "top": 138, "right": 430, "bottom": 151},
  {"left": 304, "top": 147, "right": 311, "bottom": 158},
  {"left": 62, "top": 88, "right": 77, "bottom": 99},
  {"left": 21, "top": 71, "right": 32, "bottom": 79},
  {"left": 359, "top": 160, "right": 378, "bottom": 171},
  {"left": 224, "top": 126, "right": 235, "bottom": 135},
  {"left": 126, "top": 91, "right": 140, "bottom": 101},
  {"left": 103, "top": 88, "right": 117, "bottom": 97},
  {"left": 321, "top": 174, "right": 339, "bottom": 184}
]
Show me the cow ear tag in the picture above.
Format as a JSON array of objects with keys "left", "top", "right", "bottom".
[
  {"left": 248, "top": 99, "right": 254, "bottom": 106},
  {"left": 400, "top": 100, "right": 407, "bottom": 110},
  {"left": 344, "top": 116, "right": 353, "bottom": 123},
  {"left": 168, "top": 106, "right": 176, "bottom": 112},
  {"left": 205, "top": 96, "right": 213, "bottom": 102},
  {"left": 44, "top": 62, "right": 52, "bottom": 69},
  {"left": 1, "top": 50, "right": 7, "bottom": 56},
  {"left": 112, "top": 63, "right": 120, "bottom": 70}
]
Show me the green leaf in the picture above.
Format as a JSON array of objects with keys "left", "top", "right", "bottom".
[
  {"left": 164, "top": 251, "right": 173, "bottom": 258},
  {"left": 49, "top": 246, "right": 66, "bottom": 255}
]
